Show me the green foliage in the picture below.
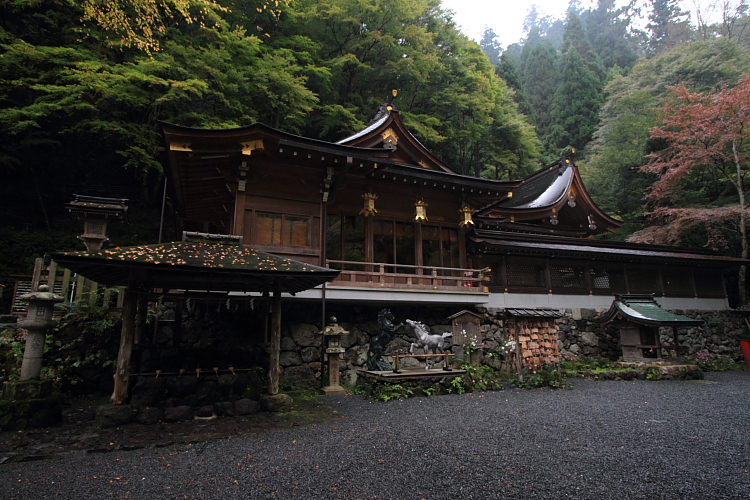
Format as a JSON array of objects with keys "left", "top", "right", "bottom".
[
  {"left": 449, "top": 376, "right": 465, "bottom": 395},
  {"left": 687, "top": 349, "right": 744, "bottom": 372},
  {"left": 0, "top": 328, "right": 27, "bottom": 381},
  {"left": 452, "top": 360, "right": 504, "bottom": 392},
  {"left": 510, "top": 362, "right": 567, "bottom": 389},
  {"left": 583, "top": 38, "right": 750, "bottom": 241},
  {"left": 364, "top": 382, "right": 413, "bottom": 402},
  {"left": 548, "top": 46, "right": 602, "bottom": 151},
  {"left": 560, "top": 353, "right": 615, "bottom": 373}
]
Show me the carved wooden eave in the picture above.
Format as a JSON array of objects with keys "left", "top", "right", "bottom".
[
  {"left": 337, "top": 103, "right": 455, "bottom": 174},
  {"left": 161, "top": 120, "right": 521, "bottom": 225},
  {"left": 472, "top": 157, "right": 622, "bottom": 237}
]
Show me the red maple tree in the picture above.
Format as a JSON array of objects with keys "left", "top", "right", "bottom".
[{"left": 629, "top": 73, "right": 750, "bottom": 302}]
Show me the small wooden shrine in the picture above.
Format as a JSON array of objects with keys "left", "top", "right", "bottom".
[{"left": 598, "top": 294, "right": 704, "bottom": 361}]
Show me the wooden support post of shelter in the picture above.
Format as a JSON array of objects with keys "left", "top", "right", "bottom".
[
  {"left": 112, "top": 272, "right": 138, "bottom": 404},
  {"left": 135, "top": 294, "right": 148, "bottom": 345},
  {"left": 268, "top": 280, "right": 282, "bottom": 396}
]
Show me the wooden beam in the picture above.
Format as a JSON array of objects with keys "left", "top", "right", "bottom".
[{"left": 268, "top": 280, "right": 282, "bottom": 395}]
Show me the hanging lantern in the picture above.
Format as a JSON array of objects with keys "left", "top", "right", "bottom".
[
  {"left": 567, "top": 190, "right": 576, "bottom": 207},
  {"left": 414, "top": 199, "right": 428, "bottom": 222},
  {"left": 360, "top": 192, "right": 378, "bottom": 216},
  {"left": 588, "top": 215, "right": 597, "bottom": 231},
  {"left": 459, "top": 205, "right": 474, "bottom": 227},
  {"left": 550, "top": 207, "right": 559, "bottom": 225}
]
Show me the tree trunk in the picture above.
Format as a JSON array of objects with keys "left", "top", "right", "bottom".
[
  {"left": 733, "top": 140, "right": 747, "bottom": 304},
  {"left": 112, "top": 288, "right": 137, "bottom": 404}
]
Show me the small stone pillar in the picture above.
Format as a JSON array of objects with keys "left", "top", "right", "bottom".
[
  {"left": 18, "top": 285, "right": 64, "bottom": 380},
  {"left": 322, "top": 317, "right": 348, "bottom": 396}
]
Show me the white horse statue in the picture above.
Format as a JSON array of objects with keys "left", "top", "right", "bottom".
[{"left": 406, "top": 319, "right": 452, "bottom": 369}]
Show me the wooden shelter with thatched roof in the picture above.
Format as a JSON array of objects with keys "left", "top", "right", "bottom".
[{"left": 52, "top": 232, "right": 339, "bottom": 404}]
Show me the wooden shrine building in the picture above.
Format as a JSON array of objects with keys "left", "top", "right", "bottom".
[{"left": 160, "top": 102, "right": 747, "bottom": 311}]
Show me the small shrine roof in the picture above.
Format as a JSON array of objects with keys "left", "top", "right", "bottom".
[
  {"left": 598, "top": 295, "right": 704, "bottom": 326},
  {"left": 504, "top": 308, "right": 564, "bottom": 318}
]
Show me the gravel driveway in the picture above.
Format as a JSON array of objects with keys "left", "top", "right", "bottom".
[{"left": 2, "top": 371, "right": 749, "bottom": 500}]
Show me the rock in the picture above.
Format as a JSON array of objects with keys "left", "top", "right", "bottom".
[
  {"left": 129, "top": 377, "right": 167, "bottom": 407},
  {"left": 166, "top": 376, "right": 197, "bottom": 398},
  {"left": 290, "top": 323, "right": 321, "bottom": 347},
  {"left": 580, "top": 331, "right": 599, "bottom": 347},
  {"left": 135, "top": 407, "right": 163, "bottom": 425},
  {"left": 214, "top": 401, "right": 235, "bottom": 416},
  {"left": 259, "top": 394, "right": 293, "bottom": 412},
  {"left": 195, "top": 381, "right": 220, "bottom": 405},
  {"left": 568, "top": 344, "right": 582, "bottom": 354},
  {"left": 280, "top": 351, "right": 303, "bottom": 367},
  {"left": 300, "top": 347, "right": 319, "bottom": 363},
  {"left": 234, "top": 399, "right": 260, "bottom": 416},
  {"left": 344, "top": 345, "right": 368, "bottom": 366},
  {"left": 307, "top": 362, "right": 322, "bottom": 374},
  {"left": 163, "top": 405, "right": 193, "bottom": 422},
  {"left": 341, "top": 369, "right": 358, "bottom": 386},
  {"left": 280, "top": 337, "right": 297, "bottom": 351},
  {"left": 279, "top": 365, "right": 316, "bottom": 387},
  {"left": 96, "top": 405, "right": 137, "bottom": 429},
  {"left": 195, "top": 405, "right": 215, "bottom": 418}
]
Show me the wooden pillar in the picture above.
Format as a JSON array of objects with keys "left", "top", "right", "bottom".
[
  {"left": 111, "top": 275, "right": 138, "bottom": 404},
  {"left": 30, "top": 257, "right": 43, "bottom": 293},
  {"left": 135, "top": 294, "right": 148, "bottom": 345},
  {"left": 415, "top": 221, "right": 423, "bottom": 278},
  {"left": 268, "top": 281, "right": 282, "bottom": 395}
]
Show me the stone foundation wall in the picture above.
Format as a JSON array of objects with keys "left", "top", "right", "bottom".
[{"left": 548, "top": 309, "right": 746, "bottom": 360}]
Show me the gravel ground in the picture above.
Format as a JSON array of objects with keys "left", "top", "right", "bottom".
[{"left": 2, "top": 371, "right": 749, "bottom": 500}]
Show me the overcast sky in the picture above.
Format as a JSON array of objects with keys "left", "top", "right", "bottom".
[{"left": 440, "top": 0, "right": 712, "bottom": 48}]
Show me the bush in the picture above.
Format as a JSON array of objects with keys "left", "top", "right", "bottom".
[
  {"left": 510, "top": 362, "right": 568, "bottom": 389},
  {"left": 687, "top": 349, "right": 743, "bottom": 372}
]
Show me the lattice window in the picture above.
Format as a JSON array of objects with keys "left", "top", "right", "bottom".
[
  {"left": 590, "top": 266, "right": 626, "bottom": 292},
  {"left": 627, "top": 267, "right": 659, "bottom": 293},
  {"left": 662, "top": 267, "right": 693, "bottom": 295},
  {"left": 489, "top": 264, "right": 503, "bottom": 287},
  {"left": 549, "top": 263, "right": 586, "bottom": 289},
  {"left": 507, "top": 259, "right": 546, "bottom": 288}
]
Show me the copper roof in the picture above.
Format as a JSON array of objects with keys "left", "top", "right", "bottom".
[{"left": 598, "top": 294, "right": 704, "bottom": 326}]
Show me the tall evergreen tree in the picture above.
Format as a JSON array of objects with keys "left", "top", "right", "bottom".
[
  {"left": 547, "top": 46, "right": 602, "bottom": 151},
  {"left": 561, "top": 11, "right": 605, "bottom": 82},
  {"left": 586, "top": 0, "right": 638, "bottom": 71},
  {"left": 520, "top": 38, "right": 559, "bottom": 150},
  {"left": 480, "top": 27, "right": 502, "bottom": 66},
  {"left": 496, "top": 52, "right": 532, "bottom": 117},
  {"left": 645, "top": 0, "right": 692, "bottom": 55}
]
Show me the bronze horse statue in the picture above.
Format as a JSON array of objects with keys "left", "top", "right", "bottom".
[{"left": 366, "top": 309, "right": 404, "bottom": 371}]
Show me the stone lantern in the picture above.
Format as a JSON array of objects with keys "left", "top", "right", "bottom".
[
  {"left": 18, "top": 285, "right": 64, "bottom": 380},
  {"left": 65, "top": 194, "right": 128, "bottom": 251},
  {"left": 322, "top": 317, "right": 348, "bottom": 396}
]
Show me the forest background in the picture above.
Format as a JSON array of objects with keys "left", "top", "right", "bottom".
[{"left": 2, "top": 0, "right": 750, "bottom": 311}]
